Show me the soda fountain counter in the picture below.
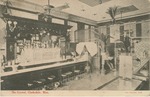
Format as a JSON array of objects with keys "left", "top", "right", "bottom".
[{"left": 0, "top": 15, "right": 89, "bottom": 90}]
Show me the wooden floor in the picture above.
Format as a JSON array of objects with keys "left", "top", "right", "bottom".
[{"left": 56, "top": 70, "right": 117, "bottom": 90}]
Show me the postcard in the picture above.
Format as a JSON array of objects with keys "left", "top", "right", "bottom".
[{"left": 0, "top": 0, "right": 150, "bottom": 96}]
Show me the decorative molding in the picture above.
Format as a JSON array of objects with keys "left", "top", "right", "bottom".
[{"left": 97, "top": 11, "right": 150, "bottom": 24}]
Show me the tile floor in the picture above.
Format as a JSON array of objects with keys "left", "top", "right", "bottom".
[{"left": 56, "top": 70, "right": 117, "bottom": 90}]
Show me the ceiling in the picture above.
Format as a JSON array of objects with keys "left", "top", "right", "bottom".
[{"left": 16, "top": 0, "right": 150, "bottom": 22}]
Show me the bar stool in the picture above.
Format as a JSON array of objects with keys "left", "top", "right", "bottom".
[
  {"left": 65, "top": 71, "right": 73, "bottom": 81},
  {"left": 46, "top": 75, "right": 55, "bottom": 90},
  {"left": 74, "top": 70, "right": 80, "bottom": 80},
  {"left": 33, "top": 79, "right": 46, "bottom": 90},
  {"left": 27, "top": 82, "right": 34, "bottom": 90},
  {"left": 61, "top": 73, "right": 68, "bottom": 85}
]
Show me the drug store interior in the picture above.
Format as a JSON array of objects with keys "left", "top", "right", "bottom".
[{"left": 0, "top": 0, "right": 150, "bottom": 90}]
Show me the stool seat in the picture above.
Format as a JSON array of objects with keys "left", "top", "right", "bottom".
[
  {"left": 27, "top": 83, "right": 33, "bottom": 87},
  {"left": 65, "top": 71, "right": 73, "bottom": 81},
  {"left": 27, "top": 82, "right": 35, "bottom": 90},
  {"left": 36, "top": 81, "right": 42, "bottom": 84},
  {"left": 66, "top": 72, "right": 72, "bottom": 75},
  {"left": 61, "top": 74, "right": 67, "bottom": 77},
  {"left": 33, "top": 79, "right": 46, "bottom": 90},
  {"left": 74, "top": 70, "right": 81, "bottom": 80},
  {"left": 48, "top": 75, "right": 55, "bottom": 80},
  {"left": 74, "top": 70, "right": 80, "bottom": 73},
  {"left": 61, "top": 73, "right": 68, "bottom": 85},
  {"left": 34, "top": 79, "right": 46, "bottom": 84},
  {"left": 46, "top": 75, "right": 56, "bottom": 90},
  {"left": 48, "top": 77, "right": 53, "bottom": 80}
]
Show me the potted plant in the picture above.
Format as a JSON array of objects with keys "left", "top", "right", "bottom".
[{"left": 106, "top": 6, "right": 118, "bottom": 24}]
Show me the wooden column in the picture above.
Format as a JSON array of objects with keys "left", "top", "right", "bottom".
[
  {"left": 64, "top": 20, "right": 68, "bottom": 59},
  {"left": 77, "top": 22, "right": 85, "bottom": 42},
  {"left": 120, "top": 25, "right": 124, "bottom": 41},
  {"left": 136, "top": 23, "right": 142, "bottom": 37}
]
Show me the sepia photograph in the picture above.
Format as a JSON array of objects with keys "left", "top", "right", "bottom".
[{"left": 0, "top": 0, "right": 150, "bottom": 96}]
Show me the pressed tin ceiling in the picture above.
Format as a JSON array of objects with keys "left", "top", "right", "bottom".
[{"left": 13, "top": 0, "right": 150, "bottom": 22}]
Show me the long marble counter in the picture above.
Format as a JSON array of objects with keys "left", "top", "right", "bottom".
[{"left": 1, "top": 58, "right": 87, "bottom": 77}]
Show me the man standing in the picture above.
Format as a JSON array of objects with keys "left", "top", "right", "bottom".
[{"left": 124, "top": 33, "right": 130, "bottom": 53}]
